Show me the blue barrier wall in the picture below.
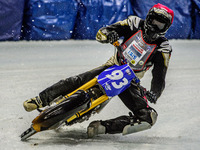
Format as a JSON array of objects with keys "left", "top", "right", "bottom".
[
  {"left": 22, "top": 0, "right": 132, "bottom": 40},
  {"left": 0, "top": 0, "right": 24, "bottom": 41},
  {"left": 191, "top": 0, "right": 200, "bottom": 38},
  {"left": 71, "top": 0, "right": 133, "bottom": 39},
  {"left": 22, "top": 0, "right": 78, "bottom": 40},
  {"left": 0, "top": 0, "right": 200, "bottom": 41}
]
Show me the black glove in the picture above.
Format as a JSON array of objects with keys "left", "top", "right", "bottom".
[
  {"left": 146, "top": 91, "right": 157, "bottom": 104},
  {"left": 107, "top": 31, "right": 119, "bottom": 44}
]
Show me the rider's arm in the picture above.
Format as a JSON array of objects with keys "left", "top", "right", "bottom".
[
  {"left": 96, "top": 16, "right": 142, "bottom": 43},
  {"left": 150, "top": 41, "right": 172, "bottom": 99}
]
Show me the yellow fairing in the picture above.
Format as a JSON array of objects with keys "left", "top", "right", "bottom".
[
  {"left": 57, "top": 78, "right": 98, "bottom": 104},
  {"left": 67, "top": 94, "right": 109, "bottom": 123}
]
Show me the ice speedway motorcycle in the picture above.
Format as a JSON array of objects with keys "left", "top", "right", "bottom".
[{"left": 21, "top": 34, "right": 155, "bottom": 141}]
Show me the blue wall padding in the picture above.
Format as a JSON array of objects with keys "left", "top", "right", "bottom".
[
  {"left": 0, "top": 0, "right": 24, "bottom": 41},
  {"left": 190, "top": 0, "right": 200, "bottom": 38},
  {"left": 22, "top": 0, "right": 78, "bottom": 40},
  {"left": 71, "top": 0, "right": 133, "bottom": 39},
  {"left": 131, "top": 0, "right": 192, "bottom": 39},
  {"left": 1, "top": 0, "right": 200, "bottom": 40},
  {"left": 168, "top": 0, "right": 192, "bottom": 39}
]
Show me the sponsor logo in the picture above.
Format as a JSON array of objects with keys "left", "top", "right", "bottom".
[
  {"left": 132, "top": 41, "right": 144, "bottom": 54},
  {"left": 125, "top": 69, "right": 132, "bottom": 75},
  {"left": 139, "top": 61, "right": 144, "bottom": 65},
  {"left": 123, "top": 44, "right": 127, "bottom": 49},
  {"left": 127, "top": 50, "right": 137, "bottom": 60},
  {"left": 131, "top": 60, "right": 136, "bottom": 64},
  {"left": 105, "top": 82, "right": 111, "bottom": 91}
]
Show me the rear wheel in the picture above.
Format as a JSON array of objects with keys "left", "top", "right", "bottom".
[{"left": 31, "top": 90, "right": 91, "bottom": 132}]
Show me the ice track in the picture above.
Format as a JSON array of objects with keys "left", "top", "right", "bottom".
[{"left": 0, "top": 40, "right": 200, "bottom": 150}]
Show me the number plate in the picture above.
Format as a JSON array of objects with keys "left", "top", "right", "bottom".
[{"left": 97, "top": 64, "right": 139, "bottom": 97}]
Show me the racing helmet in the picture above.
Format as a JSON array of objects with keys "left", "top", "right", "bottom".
[{"left": 144, "top": 3, "right": 174, "bottom": 42}]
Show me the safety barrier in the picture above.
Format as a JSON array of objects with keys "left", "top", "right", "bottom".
[{"left": 0, "top": 0, "right": 199, "bottom": 40}]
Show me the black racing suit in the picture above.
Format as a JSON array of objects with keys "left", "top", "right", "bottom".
[{"left": 39, "top": 16, "right": 172, "bottom": 134}]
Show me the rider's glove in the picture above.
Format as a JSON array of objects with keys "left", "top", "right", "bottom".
[
  {"left": 107, "top": 31, "right": 119, "bottom": 44},
  {"left": 146, "top": 91, "right": 157, "bottom": 104}
]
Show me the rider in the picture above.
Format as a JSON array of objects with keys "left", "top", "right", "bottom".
[{"left": 23, "top": 3, "right": 174, "bottom": 137}]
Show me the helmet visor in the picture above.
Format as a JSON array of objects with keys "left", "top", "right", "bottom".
[
  {"left": 151, "top": 19, "right": 166, "bottom": 30},
  {"left": 146, "top": 12, "right": 171, "bottom": 33}
]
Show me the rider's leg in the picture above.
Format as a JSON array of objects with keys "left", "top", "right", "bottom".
[
  {"left": 87, "top": 84, "right": 158, "bottom": 138},
  {"left": 23, "top": 65, "right": 108, "bottom": 112}
]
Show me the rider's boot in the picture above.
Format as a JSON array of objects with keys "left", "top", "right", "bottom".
[
  {"left": 87, "top": 121, "right": 106, "bottom": 138},
  {"left": 23, "top": 96, "right": 43, "bottom": 112}
]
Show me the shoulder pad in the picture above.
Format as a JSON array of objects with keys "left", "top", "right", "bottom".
[
  {"left": 127, "top": 16, "right": 141, "bottom": 31},
  {"left": 116, "top": 19, "right": 128, "bottom": 26},
  {"left": 157, "top": 40, "right": 172, "bottom": 53}
]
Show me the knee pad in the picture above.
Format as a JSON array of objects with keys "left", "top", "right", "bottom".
[
  {"left": 122, "top": 109, "right": 158, "bottom": 135},
  {"left": 135, "top": 108, "right": 158, "bottom": 125},
  {"left": 150, "top": 109, "right": 158, "bottom": 125}
]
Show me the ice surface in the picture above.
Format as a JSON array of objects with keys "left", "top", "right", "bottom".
[{"left": 0, "top": 40, "right": 200, "bottom": 150}]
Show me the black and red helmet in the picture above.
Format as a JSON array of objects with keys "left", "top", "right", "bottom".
[{"left": 144, "top": 3, "right": 174, "bottom": 41}]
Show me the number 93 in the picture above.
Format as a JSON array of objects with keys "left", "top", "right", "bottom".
[{"left": 106, "top": 70, "right": 128, "bottom": 89}]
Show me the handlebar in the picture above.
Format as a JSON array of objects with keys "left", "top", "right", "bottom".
[
  {"left": 112, "top": 41, "right": 120, "bottom": 47},
  {"left": 112, "top": 41, "right": 123, "bottom": 53}
]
